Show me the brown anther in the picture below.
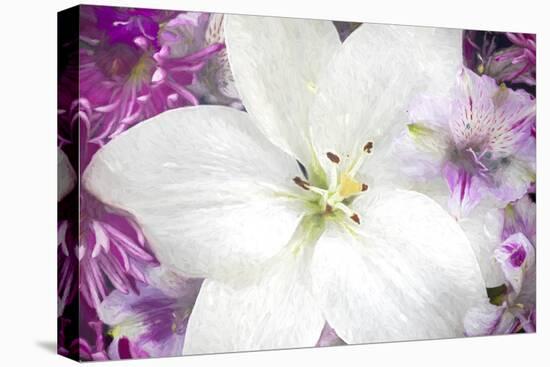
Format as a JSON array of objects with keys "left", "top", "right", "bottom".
[
  {"left": 361, "top": 183, "right": 369, "bottom": 192},
  {"left": 293, "top": 176, "right": 310, "bottom": 190},
  {"left": 350, "top": 213, "right": 361, "bottom": 224},
  {"left": 363, "top": 141, "right": 374, "bottom": 154},
  {"left": 326, "top": 152, "right": 340, "bottom": 164},
  {"left": 325, "top": 204, "right": 333, "bottom": 213}
]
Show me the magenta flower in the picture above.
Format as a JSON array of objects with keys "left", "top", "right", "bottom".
[
  {"left": 98, "top": 267, "right": 202, "bottom": 358},
  {"left": 464, "top": 232, "right": 535, "bottom": 336},
  {"left": 58, "top": 148, "right": 77, "bottom": 316},
  {"left": 58, "top": 315, "right": 109, "bottom": 361},
  {"left": 58, "top": 220, "right": 77, "bottom": 316},
  {"left": 497, "top": 33, "right": 536, "bottom": 86},
  {"left": 92, "top": 7, "right": 163, "bottom": 46},
  {"left": 463, "top": 31, "right": 536, "bottom": 86},
  {"left": 402, "top": 67, "right": 535, "bottom": 218},
  {"left": 78, "top": 6, "right": 223, "bottom": 149},
  {"left": 75, "top": 192, "right": 158, "bottom": 310},
  {"left": 111, "top": 337, "right": 150, "bottom": 360},
  {"left": 76, "top": 320, "right": 110, "bottom": 361}
]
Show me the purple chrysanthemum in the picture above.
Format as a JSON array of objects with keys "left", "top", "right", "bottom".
[
  {"left": 463, "top": 31, "right": 536, "bottom": 86},
  {"left": 76, "top": 320, "right": 110, "bottom": 361},
  {"left": 77, "top": 192, "right": 158, "bottom": 310},
  {"left": 78, "top": 6, "right": 223, "bottom": 153},
  {"left": 58, "top": 192, "right": 159, "bottom": 312},
  {"left": 58, "top": 220, "right": 77, "bottom": 316}
]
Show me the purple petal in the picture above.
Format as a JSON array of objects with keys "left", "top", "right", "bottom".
[
  {"left": 502, "top": 195, "right": 536, "bottom": 245},
  {"left": 99, "top": 272, "right": 202, "bottom": 358},
  {"left": 464, "top": 301, "right": 519, "bottom": 336},
  {"left": 443, "top": 162, "right": 485, "bottom": 218},
  {"left": 494, "top": 233, "right": 535, "bottom": 296},
  {"left": 316, "top": 322, "right": 346, "bottom": 347}
]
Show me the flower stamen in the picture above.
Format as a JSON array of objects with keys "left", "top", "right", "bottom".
[
  {"left": 363, "top": 141, "right": 374, "bottom": 154},
  {"left": 326, "top": 152, "right": 340, "bottom": 164},
  {"left": 348, "top": 141, "right": 375, "bottom": 177},
  {"left": 293, "top": 176, "right": 310, "bottom": 190},
  {"left": 334, "top": 203, "right": 360, "bottom": 224}
]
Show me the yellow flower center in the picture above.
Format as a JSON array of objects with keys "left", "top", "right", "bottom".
[{"left": 292, "top": 141, "right": 374, "bottom": 226}]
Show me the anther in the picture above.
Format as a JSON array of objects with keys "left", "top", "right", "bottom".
[
  {"left": 361, "top": 183, "right": 369, "bottom": 192},
  {"left": 325, "top": 204, "right": 333, "bottom": 213},
  {"left": 326, "top": 152, "right": 340, "bottom": 164},
  {"left": 363, "top": 141, "right": 374, "bottom": 154},
  {"left": 350, "top": 213, "right": 361, "bottom": 224},
  {"left": 293, "top": 176, "right": 310, "bottom": 190}
]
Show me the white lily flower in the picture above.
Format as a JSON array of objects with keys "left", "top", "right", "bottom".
[{"left": 84, "top": 16, "right": 485, "bottom": 354}]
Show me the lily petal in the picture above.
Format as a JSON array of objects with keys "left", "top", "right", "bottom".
[
  {"left": 311, "top": 189, "right": 485, "bottom": 344},
  {"left": 183, "top": 250, "right": 325, "bottom": 354},
  {"left": 84, "top": 106, "right": 304, "bottom": 280},
  {"left": 308, "top": 24, "right": 462, "bottom": 180},
  {"left": 224, "top": 15, "right": 341, "bottom": 164}
]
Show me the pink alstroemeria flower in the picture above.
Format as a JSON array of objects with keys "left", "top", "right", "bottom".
[
  {"left": 402, "top": 67, "right": 535, "bottom": 218},
  {"left": 464, "top": 232, "right": 535, "bottom": 335}
]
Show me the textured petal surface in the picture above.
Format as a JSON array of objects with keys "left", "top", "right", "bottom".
[
  {"left": 443, "top": 161, "right": 487, "bottom": 219},
  {"left": 502, "top": 194, "right": 536, "bottom": 245},
  {"left": 450, "top": 68, "right": 535, "bottom": 158},
  {"left": 83, "top": 106, "right": 304, "bottom": 280},
  {"left": 183, "top": 250, "right": 325, "bottom": 354},
  {"left": 395, "top": 94, "right": 453, "bottom": 180},
  {"left": 224, "top": 14, "right": 341, "bottom": 163},
  {"left": 490, "top": 158, "right": 535, "bottom": 205},
  {"left": 311, "top": 189, "right": 485, "bottom": 344},
  {"left": 463, "top": 301, "right": 518, "bottom": 336},
  {"left": 495, "top": 232, "right": 535, "bottom": 298},
  {"left": 308, "top": 24, "right": 462, "bottom": 184},
  {"left": 58, "top": 148, "right": 76, "bottom": 202},
  {"left": 98, "top": 276, "right": 201, "bottom": 358},
  {"left": 459, "top": 204, "right": 505, "bottom": 287}
]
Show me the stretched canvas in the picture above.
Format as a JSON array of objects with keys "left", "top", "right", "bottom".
[{"left": 57, "top": 4, "right": 537, "bottom": 362}]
